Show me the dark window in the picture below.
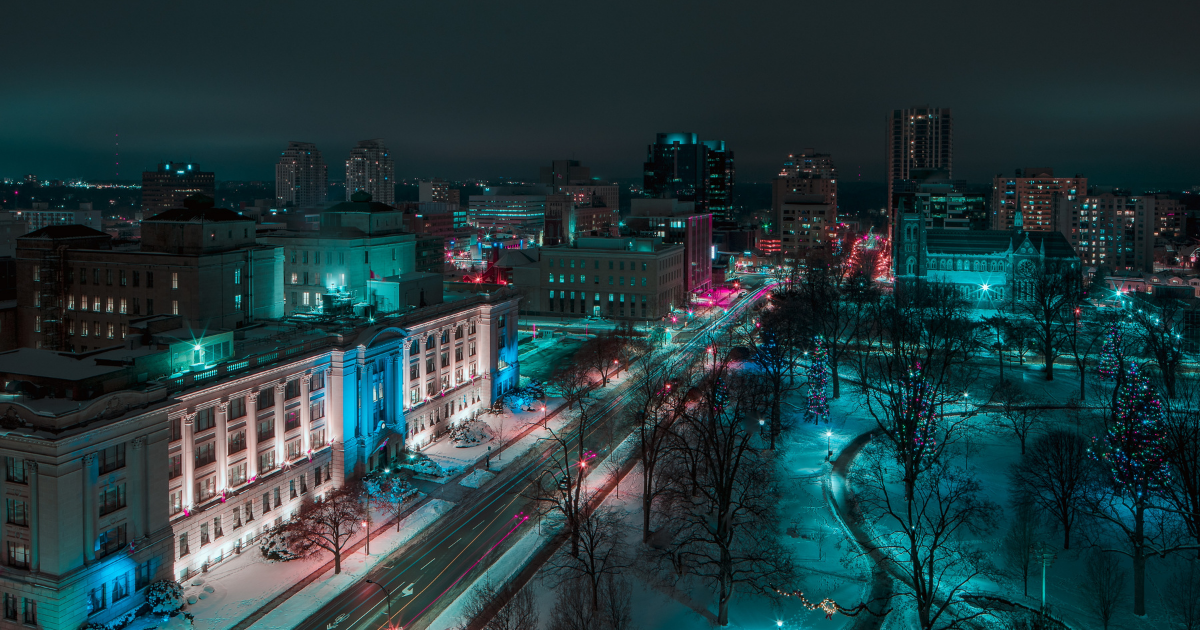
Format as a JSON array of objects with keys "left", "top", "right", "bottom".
[
  {"left": 4, "top": 459, "right": 26, "bottom": 484},
  {"left": 195, "top": 407, "right": 215, "bottom": 432},
  {"left": 98, "top": 484, "right": 126, "bottom": 516},
  {"left": 258, "top": 388, "right": 275, "bottom": 408},
  {"left": 285, "top": 410, "right": 300, "bottom": 432},
  {"left": 94, "top": 269, "right": 100, "bottom": 284},
  {"left": 169, "top": 417, "right": 182, "bottom": 441},
  {"left": 230, "top": 396, "right": 246, "bottom": 419},
  {"left": 96, "top": 523, "right": 126, "bottom": 559},
  {"left": 168, "top": 454, "right": 182, "bottom": 479},
  {"left": 80, "top": 268, "right": 87, "bottom": 285},
  {"left": 257, "top": 418, "right": 275, "bottom": 441},
  {"left": 228, "top": 429, "right": 246, "bottom": 454},
  {"left": 195, "top": 441, "right": 216, "bottom": 467},
  {"left": 132, "top": 297, "right": 140, "bottom": 315},
  {"left": 146, "top": 298, "right": 154, "bottom": 315},
  {"left": 98, "top": 444, "right": 126, "bottom": 474},
  {"left": 119, "top": 270, "right": 127, "bottom": 286},
  {"left": 4, "top": 593, "right": 15, "bottom": 620},
  {"left": 106, "top": 270, "right": 112, "bottom": 286},
  {"left": 5, "top": 499, "right": 28, "bottom": 526},
  {"left": 311, "top": 371, "right": 325, "bottom": 391},
  {"left": 146, "top": 271, "right": 154, "bottom": 288},
  {"left": 132, "top": 270, "right": 139, "bottom": 287},
  {"left": 285, "top": 379, "right": 300, "bottom": 400}
]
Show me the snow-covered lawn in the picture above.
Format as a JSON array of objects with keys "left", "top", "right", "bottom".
[{"left": 458, "top": 469, "right": 495, "bottom": 489}]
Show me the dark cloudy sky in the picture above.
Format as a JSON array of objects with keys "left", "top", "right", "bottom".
[{"left": 2, "top": 0, "right": 1197, "bottom": 188}]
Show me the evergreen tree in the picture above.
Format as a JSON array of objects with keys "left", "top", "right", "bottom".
[
  {"left": 806, "top": 336, "right": 831, "bottom": 422},
  {"left": 1098, "top": 323, "right": 1123, "bottom": 381}
]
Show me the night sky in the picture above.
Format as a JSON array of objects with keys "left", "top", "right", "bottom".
[{"left": 2, "top": 0, "right": 1197, "bottom": 188}]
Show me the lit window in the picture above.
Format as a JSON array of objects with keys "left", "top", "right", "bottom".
[
  {"left": 303, "top": 292, "right": 310, "bottom": 306},
  {"left": 235, "top": 295, "right": 242, "bottom": 310},
  {"left": 172, "top": 300, "right": 179, "bottom": 315},
  {"left": 235, "top": 269, "right": 241, "bottom": 285},
  {"left": 119, "top": 298, "right": 127, "bottom": 314},
  {"left": 106, "top": 298, "right": 114, "bottom": 313},
  {"left": 172, "top": 272, "right": 178, "bottom": 289}
]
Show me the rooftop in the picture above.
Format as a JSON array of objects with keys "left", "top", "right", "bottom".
[{"left": 20, "top": 224, "right": 109, "bottom": 239}]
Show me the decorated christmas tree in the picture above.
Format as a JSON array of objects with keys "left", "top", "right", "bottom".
[
  {"left": 1098, "top": 323, "right": 1123, "bottom": 381},
  {"left": 807, "top": 336, "right": 830, "bottom": 421},
  {"left": 1094, "top": 363, "right": 1170, "bottom": 499}
]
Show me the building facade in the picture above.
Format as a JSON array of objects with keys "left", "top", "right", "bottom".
[
  {"left": 142, "top": 164, "right": 216, "bottom": 216},
  {"left": 14, "top": 201, "right": 283, "bottom": 352},
  {"left": 991, "top": 168, "right": 1086, "bottom": 231},
  {"left": 275, "top": 142, "right": 328, "bottom": 209},
  {"left": 345, "top": 140, "right": 395, "bottom": 206},
  {"left": 513, "top": 237, "right": 686, "bottom": 319},
  {"left": 9, "top": 203, "right": 103, "bottom": 233},
  {"left": 626, "top": 199, "right": 712, "bottom": 295},
  {"left": 0, "top": 291, "right": 520, "bottom": 630},
  {"left": 1056, "top": 191, "right": 1155, "bottom": 273}
]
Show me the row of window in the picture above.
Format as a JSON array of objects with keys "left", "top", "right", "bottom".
[
  {"left": 62, "top": 297, "right": 175, "bottom": 317},
  {"left": 35, "top": 268, "right": 176, "bottom": 290},
  {"left": 548, "top": 274, "right": 650, "bottom": 287},
  {"left": 548, "top": 258, "right": 649, "bottom": 272},
  {"left": 178, "top": 465, "right": 331, "bottom": 559},
  {"left": 2, "top": 593, "right": 36, "bottom": 624},
  {"left": 87, "top": 562, "right": 153, "bottom": 617}
]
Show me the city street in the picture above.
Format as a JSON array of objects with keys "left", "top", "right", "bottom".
[{"left": 292, "top": 284, "right": 772, "bottom": 630}]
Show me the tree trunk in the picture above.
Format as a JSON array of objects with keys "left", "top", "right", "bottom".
[
  {"left": 1063, "top": 519, "right": 1071, "bottom": 550},
  {"left": 769, "top": 389, "right": 780, "bottom": 450},
  {"left": 718, "top": 547, "right": 732, "bottom": 626},
  {"left": 1079, "top": 367, "right": 1086, "bottom": 401},
  {"left": 832, "top": 363, "right": 841, "bottom": 398},
  {"left": 333, "top": 549, "right": 342, "bottom": 574},
  {"left": 1044, "top": 339, "right": 1055, "bottom": 380},
  {"left": 1134, "top": 504, "right": 1146, "bottom": 616}
]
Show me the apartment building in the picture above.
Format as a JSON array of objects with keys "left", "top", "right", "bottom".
[
  {"left": 991, "top": 168, "right": 1086, "bottom": 231},
  {"left": 625, "top": 199, "right": 712, "bottom": 295},
  {"left": 9, "top": 202, "right": 103, "bottom": 233},
  {"left": 1056, "top": 191, "right": 1155, "bottom": 272}
]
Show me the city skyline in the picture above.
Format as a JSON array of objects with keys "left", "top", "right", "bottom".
[{"left": 1, "top": 1, "right": 1197, "bottom": 189}]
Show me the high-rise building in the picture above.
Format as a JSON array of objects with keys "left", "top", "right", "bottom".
[
  {"left": 141, "top": 162, "right": 216, "bottom": 215},
  {"left": 1056, "top": 190, "right": 1155, "bottom": 272},
  {"left": 643, "top": 133, "right": 735, "bottom": 221},
  {"left": 468, "top": 186, "right": 552, "bottom": 233},
  {"left": 991, "top": 168, "right": 1086, "bottom": 231},
  {"left": 886, "top": 107, "right": 953, "bottom": 227},
  {"left": 275, "top": 142, "right": 328, "bottom": 208},
  {"left": 769, "top": 151, "right": 838, "bottom": 264},
  {"left": 345, "top": 139, "right": 395, "bottom": 205},
  {"left": 8, "top": 202, "right": 103, "bottom": 233},
  {"left": 540, "top": 160, "right": 591, "bottom": 189}
]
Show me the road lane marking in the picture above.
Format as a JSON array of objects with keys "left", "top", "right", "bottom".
[
  {"left": 473, "top": 521, "right": 484, "bottom": 529},
  {"left": 448, "top": 537, "right": 462, "bottom": 548},
  {"left": 421, "top": 558, "right": 435, "bottom": 570}
]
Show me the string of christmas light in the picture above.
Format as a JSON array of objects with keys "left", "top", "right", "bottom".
[
  {"left": 807, "top": 336, "right": 830, "bottom": 422},
  {"left": 899, "top": 362, "right": 938, "bottom": 452},
  {"left": 1098, "top": 323, "right": 1123, "bottom": 381},
  {"left": 771, "top": 587, "right": 890, "bottom": 619},
  {"left": 1091, "top": 363, "right": 1170, "bottom": 500}
]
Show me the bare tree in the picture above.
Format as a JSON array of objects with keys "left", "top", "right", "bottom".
[
  {"left": 277, "top": 484, "right": 365, "bottom": 574},
  {"left": 548, "top": 505, "right": 629, "bottom": 613},
  {"left": 1129, "top": 295, "right": 1189, "bottom": 398},
  {"left": 1010, "top": 259, "right": 1078, "bottom": 381},
  {"left": 989, "top": 380, "right": 1047, "bottom": 455},
  {"left": 581, "top": 333, "right": 625, "bottom": 387},
  {"left": 1061, "top": 305, "right": 1104, "bottom": 401},
  {"left": 1002, "top": 499, "right": 1039, "bottom": 598},
  {"left": 792, "top": 260, "right": 877, "bottom": 398},
  {"left": 1163, "top": 559, "right": 1200, "bottom": 630},
  {"left": 1009, "top": 430, "right": 1090, "bottom": 549},
  {"left": 364, "top": 476, "right": 417, "bottom": 532},
  {"left": 597, "top": 573, "right": 634, "bottom": 630},
  {"left": 1082, "top": 550, "right": 1125, "bottom": 630},
  {"left": 853, "top": 451, "right": 1001, "bottom": 630},
  {"left": 1163, "top": 374, "right": 1200, "bottom": 556},
  {"left": 659, "top": 366, "right": 793, "bottom": 626},
  {"left": 461, "top": 576, "right": 540, "bottom": 630},
  {"left": 546, "top": 577, "right": 593, "bottom": 630},
  {"left": 741, "top": 296, "right": 804, "bottom": 447},
  {"left": 629, "top": 356, "right": 692, "bottom": 542}
]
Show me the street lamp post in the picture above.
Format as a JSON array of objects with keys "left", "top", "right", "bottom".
[
  {"left": 365, "top": 579, "right": 393, "bottom": 625},
  {"left": 362, "top": 474, "right": 373, "bottom": 555},
  {"left": 826, "top": 430, "right": 832, "bottom": 459}
]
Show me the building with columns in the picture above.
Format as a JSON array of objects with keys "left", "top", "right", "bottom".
[{"left": 0, "top": 289, "right": 520, "bottom": 630}]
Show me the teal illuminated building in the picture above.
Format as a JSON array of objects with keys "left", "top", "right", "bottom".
[{"left": 643, "top": 133, "right": 735, "bottom": 222}]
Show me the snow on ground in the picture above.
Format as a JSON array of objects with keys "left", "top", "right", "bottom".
[
  {"left": 417, "top": 397, "right": 566, "bottom": 481},
  {"left": 243, "top": 499, "right": 454, "bottom": 630},
  {"left": 458, "top": 469, "right": 495, "bottom": 489}
]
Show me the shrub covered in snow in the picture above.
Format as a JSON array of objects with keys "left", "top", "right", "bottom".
[
  {"left": 400, "top": 452, "right": 448, "bottom": 477},
  {"left": 450, "top": 419, "right": 494, "bottom": 447},
  {"left": 503, "top": 380, "right": 544, "bottom": 410},
  {"left": 259, "top": 529, "right": 301, "bottom": 562},
  {"left": 146, "top": 580, "right": 185, "bottom": 613}
]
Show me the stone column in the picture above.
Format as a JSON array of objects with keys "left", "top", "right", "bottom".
[
  {"left": 82, "top": 454, "right": 97, "bottom": 563},
  {"left": 388, "top": 353, "right": 400, "bottom": 429},
  {"left": 327, "top": 365, "right": 344, "bottom": 485},
  {"left": 129, "top": 437, "right": 145, "bottom": 540},
  {"left": 25, "top": 461, "right": 38, "bottom": 573},
  {"left": 273, "top": 382, "right": 286, "bottom": 465},
  {"left": 181, "top": 414, "right": 196, "bottom": 507},
  {"left": 300, "top": 375, "right": 312, "bottom": 454},
  {"left": 216, "top": 403, "right": 229, "bottom": 490},
  {"left": 246, "top": 392, "right": 259, "bottom": 479}
]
